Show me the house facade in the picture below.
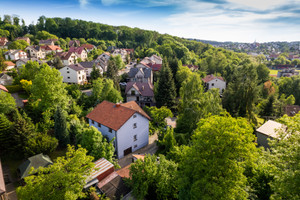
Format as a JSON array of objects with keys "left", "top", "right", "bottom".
[
  {"left": 81, "top": 44, "right": 96, "bottom": 53},
  {"left": 68, "top": 47, "right": 88, "bottom": 61},
  {"left": 25, "top": 46, "right": 46, "bottom": 59},
  {"left": 79, "top": 61, "right": 103, "bottom": 78},
  {"left": 128, "top": 67, "right": 153, "bottom": 84},
  {"left": 40, "top": 45, "right": 63, "bottom": 55},
  {"left": 112, "top": 49, "right": 128, "bottom": 63},
  {"left": 15, "top": 37, "right": 30, "bottom": 44},
  {"left": 125, "top": 82, "right": 155, "bottom": 107},
  {"left": 0, "top": 37, "right": 8, "bottom": 49},
  {"left": 57, "top": 52, "right": 79, "bottom": 66},
  {"left": 86, "top": 101, "right": 150, "bottom": 159},
  {"left": 202, "top": 74, "right": 226, "bottom": 93},
  {"left": 59, "top": 64, "right": 87, "bottom": 84},
  {"left": 4, "top": 50, "right": 27, "bottom": 61}
]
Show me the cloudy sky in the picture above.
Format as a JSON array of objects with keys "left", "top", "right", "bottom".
[{"left": 1, "top": 0, "right": 299, "bottom": 42}]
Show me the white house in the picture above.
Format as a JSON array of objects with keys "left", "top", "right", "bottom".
[
  {"left": 79, "top": 61, "right": 103, "bottom": 78},
  {"left": 4, "top": 50, "right": 27, "bottom": 61},
  {"left": 86, "top": 101, "right": 151, "bottom": 159},
  {"left": 256, "top": 120, "right": 286, "bottom": 148},
  {"left": 57, "top": 52, "right": 79, "bottom": 66},
  {"left": 68, "top": 47, "right": 88, "bottom": 61},
  {"left": 95, "top": 52, "right": 110, "bottom": 72},
  {"left": 59, "top": 64, "right": 87, "bottom": 85},
  {"left": 202, "top": 74, "right": 226, "bottom": 93},
  {"left": 4, "top": 61, "right": 16, "bottom": 70}
]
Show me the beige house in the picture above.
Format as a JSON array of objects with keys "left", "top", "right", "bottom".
[
  {"left": 256, "top": 120, "right": 286, "bottom": 148},
  {"left": 59, "top": 64, "right": 87, "bottom": 84},
  {"left": 25, "top": 46, "right": 46, "bottom": 59},
  {"left": 68, "top": 47, "right": 88, "bottom": 61},
  {"left": 57, "top": 52, "right": 79, "bottom": 66}
]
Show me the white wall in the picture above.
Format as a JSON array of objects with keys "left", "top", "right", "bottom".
[
  {"left": 59, "top": 67, "right": 86, "bottom": 84},
  {"left": 89, "top": 119, "right": 116, "bottom": 142},
  {"left": 116, "top": 113, "right": 149, "bottom": 159},
  {"left": 207, "top": 78, "right": 226, "bottom": 93}
]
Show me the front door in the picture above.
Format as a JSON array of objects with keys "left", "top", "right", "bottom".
[{"left": 124, "top": 147, "right": 132, "bottom": 156}]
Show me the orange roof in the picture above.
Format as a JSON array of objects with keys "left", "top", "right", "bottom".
[
  {"left": 132, "top": 154, "right": 145, "bottom": 161},
  {"left": 0, "top": 85, "right": 8, "bottom": 92},
  {"left": 116, "top": 165, "right": 130, "bottom": 178},
  {"left": 81, "top": 44, "right": 95, "bottom": 49},
  {"left": 202, "top": 74, "right": 224, "bottom": 83},
  {"left": 4, "top": 61, "right": 15, "bottom": 66},
  {"left": 86, "top": 101, "right": 150, "bottom": 131}
]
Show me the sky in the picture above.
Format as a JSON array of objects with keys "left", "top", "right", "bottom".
[{"left": 0, "top": 0, "right": 300, "bottom": 43}]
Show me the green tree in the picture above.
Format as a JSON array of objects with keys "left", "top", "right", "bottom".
[
  {"left": 178, "top": 115, "right": 257, "bottom": 200},
  {"left": 24, "top": 133, "right": 58, "bottom": 156},
  {"left": 129, "top": 154, "right": 178, "bottom": 200},
  {"left": 35, "top": 30, "right": 58, "bottom": 40},
  {"left": 8, "top": 40, "right": 28, "bottom": 50},
  {"left": 54, "top": 106, "right": 69, "bottom": 147},
  {"left": 30, "top": 65, "right": 69, "bottom": 114},
  {"left": 155, "top": 59, "right": 176, "bottom": 108},
  {"left": 51, "top": 56, "right": 64, "bottom": 69},
  {"left": 267, "top": 113, "right": 300, "bottom": 200},
  {"left": 17, "top": 145, "right": 95, "bottom": 200},
  {"left": 0, "top": 114, "right": 13, "bottom": 154},
  {"left": 0, "top": 91, "right": 16, "bottom": 114},
  {"left": 77, "top": 126, "right": 115, "bottom": 163},
  {"left": 90, "top": 64, "right": 101, "bottom": 81}
]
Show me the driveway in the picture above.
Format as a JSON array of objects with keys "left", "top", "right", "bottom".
[{"left": 117, "top": 134, "right": 158, "bottom": 168}]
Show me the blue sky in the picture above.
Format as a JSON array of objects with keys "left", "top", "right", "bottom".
[{"left": 1, "top": 0, "right": 300, "bottom": 42}]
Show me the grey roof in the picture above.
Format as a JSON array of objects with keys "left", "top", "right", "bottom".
[
  {"left": 79, "top": 61, "right": 96, "bottom": 69},
  {"left": 256, "top": 120, "right": 286, "bottom": 138},
  {"left": 18, "top": 154, "right": 53, "bottom": 179},
  {"left": 128, "top": 67, "right": 152, "bottom": 78},
  {"left": 67, "top": 63, "right": 85, "bottom": 71}
]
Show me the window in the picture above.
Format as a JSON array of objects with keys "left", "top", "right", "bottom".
[
  {"left": 133, "top": 135, "right": 137, "bottom": 141},
  {"left": 67, "top": 77, "right": 70, "bottom": 79},
  {"left": 67, "top": 71, "right": 69, "bottom": 73},
  {"left": 91, "top": 120, "right": 94, "bottom": 124},
  {"left": 211, "top": 83, "right": 214, "bottom": 86},
  {"left": 67, "top": 68, "right": 69, "bottom": 70},
  {"left": 109, "top": 128, "right": 113, "bottom": 133},
  {"left": 98, "top": 123, "right": 101, "bottom": 127},
  {"left": 131, "top": 90, "right": 135, "bottom": 95},
  {"left": 133, "top": 114, "right": 137, "bottom": 118},
  {"left": 133, "top": 123, "right": 137, "bottom": 129},
  {"left": 134, "top": 144, "right": 137, "bottom": 148},
  {"left": 79, "top": 76, "right": 81, "bottom": 80}
]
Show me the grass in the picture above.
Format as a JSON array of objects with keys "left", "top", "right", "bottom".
[{"left": 269, "top": 69, "right": 278, "bottom": 76}]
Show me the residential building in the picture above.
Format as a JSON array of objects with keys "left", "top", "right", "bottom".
[
  {"left": 0, "top": 74, "right": 13, "bottom": 85},
  {"left": 141, "top": 54, "right": 163, "bottom": 65},
  {"left": 59, "top": 63, "right": 87, "bottom": 84},
  {"left": 86, "top": 101, "right": 151, "bottom": 159},
  {"left": 0, "top": 37, "right": 8, "bottom": 49},
  {"left": 277, "top": 69, "right": 299, "bottom": 77},
  {"left": 112, "top": 49, "right": 128, "bottom": 63},
  {"left": 79, "top": 61, "right": 103, "bottom": 78},
  {"left": 125, "top": 82, "right": 155, "bottom": 107},
  {"left": 15, "top": 37, "right": 30, "bottom": 44},
  {"left": 202, "top": 74, "right": 226, "bottom": 93},
  {"left": 95, "top": 52, "right": 110, "bottom": 72},
  {"left": 3, "top": 61, "right": 15, "bottom": 70},
  {"left": 40, "top": 45, "right": 63, "bottom": 55},
  {"left": 4, "top": 50, "right": 27, "bottom": 61},
  {"left": 256, "top": 120, "right": 286, "bottom": 148},
  {"left": 128, "top": 67, "right": 153, "bottom": 84},
  {"left": 25, "top": 46, "right": 46, "bottom": 59},
  {"left": 56, "top": 52, "right": 79, "bottom": 66},
  {"left": 39, "top": 39, "right": 57, "bottom": 46},
  {"left": 18, "top": 154, "right": 53, "bottom": 179},
  {"left": 68, "top": 46, "right": 88, "bottom": 61},
  {"left": 69, "top": 40, "right": 80, "bottom": 47},
  {"left": 0, "top": 159, "right": 7, "bottom": 200},
  {"left": 283, "top": 105, "right": 300, "bottom": 116},
  {"left": 80, "top": 44, "right": 96, "bottom": 53},
  {"left": 16, "top": 58, "right": 44, "bottom": 68}
]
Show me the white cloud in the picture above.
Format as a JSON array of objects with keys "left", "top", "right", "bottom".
[
  {"left": 79, "top": 0, "right": 88, "bottom": 7},
  {"left": 227, "top": 0, "right": 287, "bottom": 10}
]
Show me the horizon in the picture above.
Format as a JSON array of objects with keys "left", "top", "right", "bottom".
[{"left": 1, "top": 0, "right": 300, "bottom": 43}]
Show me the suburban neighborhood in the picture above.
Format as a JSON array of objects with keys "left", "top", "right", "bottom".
[{"left": 0, "top": 11, "right": 299, "bottom": 200}]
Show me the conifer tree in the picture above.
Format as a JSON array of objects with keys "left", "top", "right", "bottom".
[
  {"left": 54, "top": 106, "right": 69, "bottom": 147},
  {"left": 0, "top": 113, "right": 12, "bottom": 154},
  {"left": 155, "top": 58, "right": 176, "bottom": 108}
]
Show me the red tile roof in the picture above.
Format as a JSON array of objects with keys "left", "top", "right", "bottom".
[
  {"left": 86, "top": 101, "right": 150, "bottom": 131},
  {"left": 69, "top": 46, "right": 85, "bottom": 54},
  {"left": 202, "top": 74, "right": 224, "bottom": 83},
  {"left": 147, "top": 63, "right": 162, "bottom": 71},
  {"left": 0, "top": 85, "right": 8, "bottom": 92},
  {"left": 81, "top": 44, "right": 95, "bottom": 50},
  {"left": 41, "top": 45, "right": 62, "bottom": 51},
  {"left": 4, "top": 61, "right": 15, "bottom": 67}
]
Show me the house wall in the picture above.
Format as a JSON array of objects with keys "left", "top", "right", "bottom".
[
  {"left": 88, "top": 119, "right": 116, "bottom": 142},
  {"left": 256, "top": 132, "right": 272, "bottom": 148},
  {"left": 59, "top": 67, "right": 86, "bottom": 84},
  {"left": 116, "top": 114, "right": 149, "bottom": 159},
  {"left": 207, "top": 78, "right": 226, "bottom": 93}
]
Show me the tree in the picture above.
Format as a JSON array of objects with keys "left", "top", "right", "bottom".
[
  {"left": 144, "top": 106, "right": 173, "bottom": 134},
  {"left": 24, "top": 133, "right": 58, "bottom": 156},
  {"left": 35, "top": 30, "right": 58, "bottom": 40},
  {"left": 0, "top": 114, "right": 13, "bottom": 154},
  {"left": 178, "top": 115, "right": 257, "bottom": 200},
  {"left": 77, "top": 126, "right": 115, "bottom": 163},
  {"left": 266, "top": 113, "right": 300, "bottom": 200},
  {"left": 176, "top": 74, "right": 223, "bottom": 137},
  {"left": 256, "top": 64, "right": 269, "bottom": 84},
  {"left": 157, "top": 127, "right": 177, "bottom": 154},
  {"left": 129, "top": 154, "right": 178, "bottom": 200},
  {"left": 0, "top": 91, "right": 16, "bottom": 114},
  {"left": 90, "top": 64, "right": 101, "bottom": 81},
  {"left": 51, "top": 56, "right": 64, "bottom": 69},
  {"left": 17, "top": 145, "right": 95, "bottom": 200},
  {"left": 20, "top": 79, "right": 32, "bottom": 94},
  {"left": 8, "top": 40, "right": 28, "bottom": 50},
  {"left": 54, "top": 106, "right": 69, "bottom": 147},
  {"left": 30, "top": 65, "right": 69, "bottom": 114},
  {"left": 155, "top": 59, "right": 176, "bottom": 108}
]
